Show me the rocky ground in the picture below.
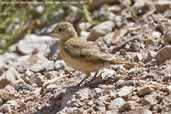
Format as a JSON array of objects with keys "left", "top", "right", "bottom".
[{"left": 1, "top": 0, "right": 171, "bottom": 114}]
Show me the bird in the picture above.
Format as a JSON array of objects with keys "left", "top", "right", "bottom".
[{"left": 48, "top": 22, "right": 130, "bottom": 86}]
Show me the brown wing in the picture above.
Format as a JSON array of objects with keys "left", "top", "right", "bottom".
[{"left": 64, "top": 38, "right": 113, "bottom": 63}]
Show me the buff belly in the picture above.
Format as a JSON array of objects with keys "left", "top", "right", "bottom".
[{"left": 60, "top": 47, "right": 106, "bottom": 73}]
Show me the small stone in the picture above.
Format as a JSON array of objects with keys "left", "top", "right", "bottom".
[
  {"left": 137, "top": 86, "right": 153, "bottom": 97},
  {"left": 94, "top": 101, "right": 106, "bottom": 112},
  {"left": 141, "top": 92, "right": 158, "bottom": 105},
  {"left": 78, "top": 22, "right": 92, "bottom": 31},
  {"left": 152, "top": 31, "right": 161, "bottom": 39},
  {"left": 64, "top": 107, "right": 83, "bottom": 114},
  {"left": 103, "top": 32, "right": 115, "bottom": 46},
  {"left": 0, "top": 104, "right": 12, "bottom": 113},
  {"left": 143, "top": 109, "right": 152, "bottom": 114},
  {"left": 36, "top": 5, "right": 44, "bottom": 13},
  {"left": 0, "top": 89, "right": 15, "bottom": 101},
  {"left": 88, "top": 21, "right": 115, "bottom": 41},
  {"left": 30, "top": 61, "right": 54, "bottom": 72},
  {"left": 106, "top": 110, "right": 118, "bottom": 114},
  {"left": 36, "top": 75, "right": 46, "bottom": 86},
  {"left": 155, "top": 46, "right": 171, "bottom": 65},
  {"left": 144, "top": 50, "right": 156, "bottom": 63},
  {"left": 101, "top": 68, "right": 116, "bottom": 80},
  {"left": 75, "top": 88, "right": 91, "bottom": 101},
  {"left": 0, "top": 67, "right": 20, "bottom": 89},
  {"left": 45, "top": 84, "right": 58, "bottom": 93},
  {"left": 94, "top": 88, "right": 103, "bottom": 95},
  {"left": 14, "top": 81, "right": 32, "bottom": 91},
  {"left": 111, "top": 97, "right": 126, "bottom": 109},
  {"left": 16, "top": 34, "right": 57, "bottom": 55},
  {"left": 5, "top": 100, "right": 18, "bottom": 109},
  {"left": 119, "top": 101, "right": 132, "bottom": 112},
  {"left": 134, "top": 53, "right": 144, "bottom": 62},
  {"left": 129, "top": 42, "right": 141, "bottom": 52},
  {"left": 28, "top": 53, "right": 54, "bottom": 72},
  {"left": 80, "top": 31, "right": 90, "bottom": 40},
  {"left": 117, "top": 86, "right": 134, "bottom": 100},
  {"left": 55, "top": 60, "right": 66, "bottom": 70},
  {"left": 164, "top": 30, "right": 171, "bottom": 44}
]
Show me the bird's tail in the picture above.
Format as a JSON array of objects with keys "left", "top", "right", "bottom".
[
  {"left": 110, "top": 58, "right": 143, "bottom": 69},
  {"left": 110, "top": 58, "right": 129, "bottom": 64}
]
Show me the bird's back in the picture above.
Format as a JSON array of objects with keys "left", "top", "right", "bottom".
[{"left": 59, "top": 38, "right": 109, "bottom": 73}]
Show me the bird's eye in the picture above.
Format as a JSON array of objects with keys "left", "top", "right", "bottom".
[{"left": 58, "top": 27, "right": 63, "bottom": 32}]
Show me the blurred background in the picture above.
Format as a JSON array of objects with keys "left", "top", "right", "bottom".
[{"left": 0, "top": 0, "right": 97, "bottom": 53}]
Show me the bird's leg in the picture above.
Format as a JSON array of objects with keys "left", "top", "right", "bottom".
[
  {"left": 76, "top": 72, "right": 90, "bottom": 86},
  {"left": 89, "top": 71, "right": 99, "bottom": 82}
]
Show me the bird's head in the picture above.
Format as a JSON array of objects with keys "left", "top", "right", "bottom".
[{"left": 48, "top": 22, "right": 78, "bottom": 41}]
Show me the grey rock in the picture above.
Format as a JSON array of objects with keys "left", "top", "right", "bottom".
[
  {"left": 0, "top": 104, "right": 11, "bottom": 113},
  {"left": 119, "top": 101, "right": 132, "bottom": 112},
  {"left": 155, "top": 46, "right": 171, "bottom": 65},
  {"left": 117, "top": 86, "right": 134, "bottom": 99},
  {"left": 55, "top": 60, "right": 66, "bottom": 70},
  {"left": 78, "top": 22, "right": 92, "bottom": 31},
  {"left": 80, "top": 31, "right": 90, "bottom": 40},
  {"left": 0, "top": 53, "right": 19, "bottom": 73},
  {"left": 137, "top": 86, "right": 153, "bottom": 97},
  {"left": 134, "top": 53, "right": 144, "bottom": 62},
  {"left": 88, "top": 21, "right": 115, "bottom": 41},
  {"left": 0, "top": 89, "right": 15, "bottom": 101},
  {"left": 101, "top": 68, "right": 116, "bottom": 80},
  {"left": 94, "top": 102, "right": 106, "bottom": 112},
  {"left": 143, "top": 110, "right": 152, "bottom": 114},
  {"left": 16, "top": 34, "right": 57, "bottom": 56},
  {"left": 164, "top": 30, "right": 171, "bottom": 44},
  {"left": 0, "top": 67, "right": 20, "bottom": 89},
  {"left": 111, "top": 97, "right": 126, "bottom": 110},
  {"left": 141, "top": 92, "right": 158, "bottom": 105},
  {"left": 5, "top": 100, "right": 18, "bottom": 109},
  {"left": 14, "top": 81, "right": 32, "bottom": 91},
  {"left": 75, "top": 88, "right": 92, "bottom": 101},
  {"left": 30, "top": 60, "right": 54, "bottom": 72},
  {"left": 17, "top": 53, "right": 54, "bottom": 73},
  {"left": 103, "top": 32, "right": 115, "bottom": 46},
  {"left": 113, "top": 15, "right": 125, "bottom": 27},
  {"left": 144, "top": 50, "right": 156, "bottom": 63},
  {"left": 134, "top": 0, "right": 147, "bottom": 8},
  {"left": 65, "top": 107, "right": 83, "bottom": 114}
]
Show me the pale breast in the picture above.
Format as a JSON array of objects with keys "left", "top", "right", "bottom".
[{"left": 60, "top": 46, "right": 106, "bottom": 73}]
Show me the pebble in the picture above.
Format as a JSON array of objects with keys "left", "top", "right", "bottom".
[
  {"left": 0, "top": 104, "right": 12, "bottom": 113},
  {"left": 103, "top": 32, "right": 115, "bottom": 46},
  {"left": 78, "top": 22, "right": 92, "bottom": 31},
  {"left": 111, "top": 97, "right": 126, "bottom": 110},
  {"left": 137, "top": 86, "right": 153, "bottom": 97},
  {"left": 117, "top": 86, "right": 134, "bottom": 100},
  {"left": 88, "top": 21, "right": 115, "bottom": 41},
  {"left": 143, "top": 110, "right": 152, "bottom": 114},
  {"left": 119, "top": 101, "right": 132, "bottom": 112},
  {"left": 55, "top": 60, "right": 66, "bottom": 70},
  {"left": 16, "top": 34, "right": 57, "bottom": 56},
  {"left": 100, "top": 68, "right": 116, "bottom": 80},
  {"left": 0, "top": 67, "right": 20, "bottom": 89},
  {"left": 155, "top": 46, "right": 171, "bottom": 65},
  {"left": 141, "top": 92, "right": 158, "bottom": 105},
  {"left": 134, "top": 53, "right": 144, "bottom": 62},
  {"left": 164, "top": 30, "right": 171, "bottom": 44},
  {"left": 30, "top": 60, "right": 54, "bottom": 72},
  {"left": 75, "top": 88, "right": 92, "bottom": 101},
  {"left": 94, "top": 101, "right": 106, "bottom": 112}
]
